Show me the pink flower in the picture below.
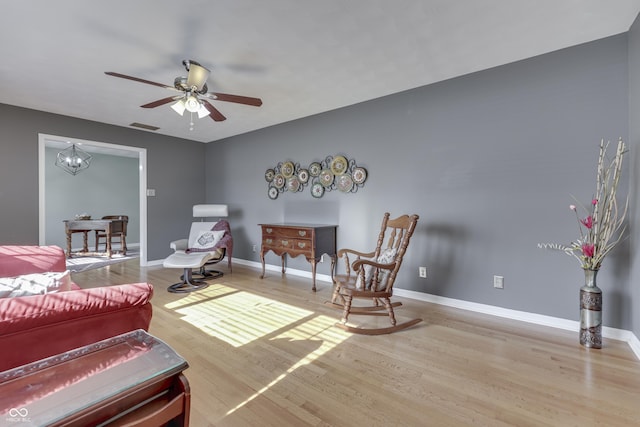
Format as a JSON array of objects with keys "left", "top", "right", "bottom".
[
  {"left": 569, "top": 205, "right": 576, "bottom": 211},
  {"left": 592, "top": 199, "right": 598, "bottom": 205},
  {"left": 582, "top": 244, "right": 595, "bottom": 258},
  {"left": 580, "top": 216, "right": 593, "bottom": 229}
]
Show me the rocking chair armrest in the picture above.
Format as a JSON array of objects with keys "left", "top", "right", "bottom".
[
  {"left": 337, "top": 248, "right": 375, "bottom": 259},
  {"left": 352, "top": 259, "right": 395, "bottom": 272}
]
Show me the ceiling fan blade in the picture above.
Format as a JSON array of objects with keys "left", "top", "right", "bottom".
[
  {"left": 140, "top": 96, "right": 180, "bottom": 108},
  {"left": 105, "top": 71, "right": 176, "bottom": 90},
  {"left": 202, "top": 100, "right": 227, "bottom": 121},
  {"left": 206, "top": 92, "right": 263, "bottom": 107}
]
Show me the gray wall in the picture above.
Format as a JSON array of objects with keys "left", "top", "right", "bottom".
[
  {"left": 0, "top": 105, "right": 206, "bottom": 260},
  {"left": 0, "top": 32, "right": 636, "bottom": 333},
  {"left": 44, "top": 148, "right": 139, "bottom": 250},
  {"left": 207, "top": 34, "right": 634, "bottom": 330},
  {"left": 629, "top": 15, "right": 640, "bottom": 339}
]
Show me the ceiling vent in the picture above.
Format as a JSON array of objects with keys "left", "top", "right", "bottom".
[{"left": 129, "top": 122, "right": 160, "bottom": 131}]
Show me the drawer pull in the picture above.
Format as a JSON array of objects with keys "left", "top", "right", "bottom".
[
  {"left": 266, "top": 228, "right": 273, "bottom": 233},
  {"left": 281, "top": 240, "right": 289, "bottom": 246},
  {"left": 298, "top": 230, "right": 307, "bottom": 237},
  {"left": 266, "top": 238, "right": 273, "bottom": 244},
  {"left": 297, "top": 242, "right": 307, "bottom": 249}
]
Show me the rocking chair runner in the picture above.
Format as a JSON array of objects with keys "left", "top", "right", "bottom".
[{"left": 328, "top": 212, "right": 421, "bottom": 335}]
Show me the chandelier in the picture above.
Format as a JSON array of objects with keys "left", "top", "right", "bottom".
[{"left": 55, "top": 144, "right": 92, "bottom": 176}]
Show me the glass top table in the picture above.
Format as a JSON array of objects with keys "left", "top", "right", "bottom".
[{"left": 0, "top": 329, "right": 188, "bottom": 426}]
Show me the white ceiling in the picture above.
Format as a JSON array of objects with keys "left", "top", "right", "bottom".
[{"left": 2, "top": 1, "right": 639, "bottom": 143}]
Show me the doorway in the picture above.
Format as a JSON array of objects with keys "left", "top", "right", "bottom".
[{"left": 38, "top": 134, "right": 148, "bottom": 265}]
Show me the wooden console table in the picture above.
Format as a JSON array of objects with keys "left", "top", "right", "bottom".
[
  {"left": 0, "top": 329, "right": 190, "bottom": 426},
  {"left": 64, "top": 218, "right": 125, "bottom": 258},
  {"left": 259, "top": 223, "right": 337, "bottom": 291}
]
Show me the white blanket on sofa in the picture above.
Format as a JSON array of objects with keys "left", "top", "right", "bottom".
[{"left": 0, "top": 270, "right": 72, "bottom": 298}]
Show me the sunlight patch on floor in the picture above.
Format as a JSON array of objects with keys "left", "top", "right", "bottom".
[
  {"left": 164, "top": 283, "right": 237, "bottom": 309},
  {"left": 225, "top": 313, "right": 350, "bottom": 417},
  {"left": 165, "top": 284, "right": 315, "bottom": 347},
  {"left": 163, "top": 283, "right": 351, "bottom": 417}
]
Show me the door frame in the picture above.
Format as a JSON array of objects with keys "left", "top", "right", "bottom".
[{"left": 38, "top": 133, "right": 148, "bottom": 265}]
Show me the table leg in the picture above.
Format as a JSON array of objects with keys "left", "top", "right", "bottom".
[
  {"left": 310, "top": 259, "right": 317, "bottom": 292},
  {"left": 66, "top": 231, "right": 72, "bottom": 257},
  {"left": 82, "top": 231, "right": 88, "bottom": 253},
  {"left": 281, "top": 254, "right": 286, "bottom": 274},
  {"left": 330, "top": 255, "right": 337, "bottom": 284},
  {"left": 260, "top": 249, "right": 266, "bottom": 279},
  {"left": 106, "top": 230, "right": 112, "bottom": 258}
]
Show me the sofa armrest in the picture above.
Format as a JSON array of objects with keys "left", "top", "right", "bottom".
[{"left": 0, "top": 283, "right": 154, "bottom": 371}]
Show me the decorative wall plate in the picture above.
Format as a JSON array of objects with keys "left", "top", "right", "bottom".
[
  {"left": 287, "top": 176, "right": 301, "bottom": 192},
  {"left": 265, "top": 168, "right": 275, "bottom": 182},
  {"left": 337, "top": 174, "right": 354, "bottom": 192},
  {"left": 319, "top": 169, "right": 334, "bottom": 187},
  {"left": 309, "top": 162, "right": 322, "bottom": 176},
  {"left": 311, "top": 182, "right": 325, "bottom": 198},
  {"left": 352, "top": 167, "right": 367, "bottom": 184},
  {"left": 281, "top": 161, "right": 295, "bottom": 178},
  {"left": 273, "top": 174, "right": 286, "bottom": 189},
  {"left": 268, "top": 186, "right": 279, "bottom": 199},
  {"left": 330, "top": 155, "right": 348, "bottom": 175},
  {"left": 298, "top": 169, "right": 309, "bottom": 183}
]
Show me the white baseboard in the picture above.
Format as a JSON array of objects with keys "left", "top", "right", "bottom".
[
  {"left": 392, "top": 287, "right": 639, "bottom": 360},
  {"left": 150, "top": 257, "right": 640, "bottom": 361},
  {"left": 629, "top": 333, "right": 640, "bottom": 358}
]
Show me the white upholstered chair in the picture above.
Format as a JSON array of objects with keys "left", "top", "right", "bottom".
[{"left": 163, "top": 204, "right": 233, "bottom": 293}]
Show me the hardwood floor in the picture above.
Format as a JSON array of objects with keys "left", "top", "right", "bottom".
[{"left": 72, "top": 260, "right": 640, "bottom": 426}]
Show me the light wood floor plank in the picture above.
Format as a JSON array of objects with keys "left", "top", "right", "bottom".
[{"left": 71, "top": 260, "right": 640, "bottom": 426}]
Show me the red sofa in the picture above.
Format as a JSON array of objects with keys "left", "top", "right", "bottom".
[{"left": 0, "top": 245, "right": 153, "bottom": 371}]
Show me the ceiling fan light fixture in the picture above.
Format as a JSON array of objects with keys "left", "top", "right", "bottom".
[
  {"left": 184, "top": 95, "right": 201, "bottom": 113},
  {"left": 171, "top": 99, "right": 186, "bottom": 115},
  {"left": 197, "top": 103, "right": 210, "bottom": 119},
  {"left": 185, "top": 61, "right": 210, "bottom": 92}
]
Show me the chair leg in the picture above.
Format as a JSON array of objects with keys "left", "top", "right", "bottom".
[
  {"left": 194, "top": 265, "right": 224, "bottom": 280},
  {"left": 168, "top": 268, "right": 209, "bottom": 293},
  {"left": 331, "top": 284, "right": 343, "bottom": 304},
  {"left": 334, "top": 295, "right": 423, "bottom": 335},
  {"left": 341, "top": 295, "right": 353, "bottom": 324},
  {"left": 383, "top": 297, "right": 397, "bottom": 326}
]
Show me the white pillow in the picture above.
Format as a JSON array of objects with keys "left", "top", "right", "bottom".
[
  {"left": 354, "top": 248, "right": 397, "bottom": 291},
  {"left": 187, "top": 222, "right": 217, "bottom": 248},
  {"left": 355, "top": 263, "right": 373, "bottom": 290},
  {"left": 374, "top": 248, "right": 397, "bottom": 291},
  {"left": 0, "top": 270, "right": 72, "bottom": 298},
  {"left": 190, "top": 229, "right": 225, "bottom": 251}
]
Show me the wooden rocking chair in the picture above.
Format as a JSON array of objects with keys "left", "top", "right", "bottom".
[{"left": 327, "top": 212, "right": 421, "bottom": 335}]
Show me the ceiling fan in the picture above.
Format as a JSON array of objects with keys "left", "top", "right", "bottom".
[{"left": 105, "top": 59, "right": 262, "bottom": 123}]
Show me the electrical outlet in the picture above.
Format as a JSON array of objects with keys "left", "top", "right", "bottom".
[
  {"left": 419, "top": 266, "right": 427, "bottom": 278},
  {"left": 252, "top": 244, "right": 257, "bottom": 252},
  {"left": 320, "top": 255, "right": 325, "bottom": 263},
  {"left": 493, "top": 275, "right": 504, "bottom": 289}
]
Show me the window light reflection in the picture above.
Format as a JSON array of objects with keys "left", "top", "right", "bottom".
[
  {"left": 166, "top": 284, "right": 315, "bottom": 347},
  {"left": 164, "top": 283, "right": 351, "bottom": 417}
]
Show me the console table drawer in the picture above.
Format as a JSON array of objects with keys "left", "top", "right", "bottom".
[
  {"left": 263, "top": 237, "right": 312, "bottom": 253},
  {"left": 263, "top": 227, "right": 312, "bottom": 240}
]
